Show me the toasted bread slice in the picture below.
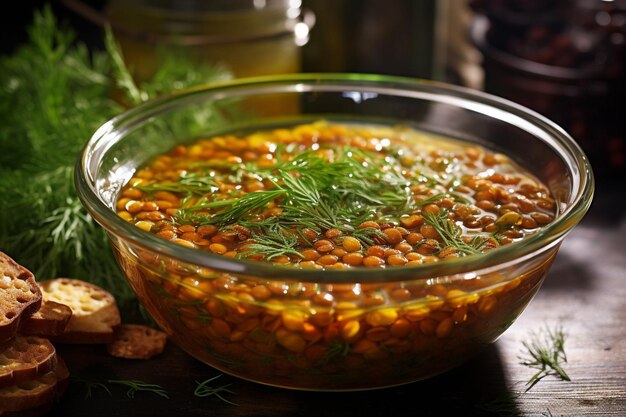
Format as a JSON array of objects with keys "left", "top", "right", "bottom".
[
  {"left": 0, "top": 336, "right": 57, "bottom": 389},
  {"left": 38, "top": 279, "right": 120, "bottom": 344},
  {"left": 107, "top": 324, "right": 167, "bottom": 360},
  {"left": 0, "top": 253, "right": 42, "bottom": 344},
  {"left": 0, "top": 356, "right": 68, "bottom": 414},
  {"left": 19, "top": 301, "right": 72, "bottom": 338}
]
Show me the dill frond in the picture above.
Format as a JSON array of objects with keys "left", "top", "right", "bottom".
[
  {"left": 107, "top": 380, "right": 170, "bottom": 399},
  {"left": 422, "top": 209, "right": 486, "bottom": 256},
  {"left": 519, "top": 324, "right": 571, "bottom": 391},
  {"left": 137, "top": 171, "right": 219, "bottom": 195},
  {"left": 194, "top": 375, "right": 238, "bottom": 405},
  {"left": 238, "top": 228, "right": 304, "bottom": 261},
  {"left": 0, "top": 6, "right": 231, "bottom": 309}
]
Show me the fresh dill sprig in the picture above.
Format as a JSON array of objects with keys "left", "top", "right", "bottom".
[
  {"left": 238, "top": 228, "right": 304, "bottom": 261},
  {"left": 177, "top": 189, "right": 287, "bottom": 226},
  {"left": 423, "top": 209, "right": 487, "bottom": 256},
  {"left": 137, "top": 171, "right": 219, "bottom": 195},
  {"left": 108, "top": 379, "right": 170, "bottom": 399},
  {"left": 71, "top": 376, "right": 112, "bottom": 400},
  {"left": 72, "top": 377, "right": 169, "bottom": 400},
  {"left": 519, "top": 324, "right": 571, "bottom": 391},
  {"left": 194, "top": 375, "right": 238, "bottom": 405},
  {"left": 104, "top": 27, "right": 147, "bottom": 105},
  {"left": 0, "top": 6, "right": 231, "bottom": 310}
]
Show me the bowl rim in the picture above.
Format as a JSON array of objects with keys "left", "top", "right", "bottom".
[{"left": 75, "top": 73, "right": 595, "bottom": 282}]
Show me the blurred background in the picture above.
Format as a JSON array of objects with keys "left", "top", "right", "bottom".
[{"left": 2, "top": 0, "right": 624, "bottom": 181}]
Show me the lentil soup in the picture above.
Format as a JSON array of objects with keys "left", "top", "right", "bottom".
[{"left": 114, "top": 121, "right": 557, "bottom": 389}]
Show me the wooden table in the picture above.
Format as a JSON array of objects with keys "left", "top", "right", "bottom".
[{"left": 48, "top": 182, "right": 625, "bottom": 417}]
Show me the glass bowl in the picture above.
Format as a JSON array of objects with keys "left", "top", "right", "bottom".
[{"left": 75, "top": 74, "right": 593, "bottom": 391}]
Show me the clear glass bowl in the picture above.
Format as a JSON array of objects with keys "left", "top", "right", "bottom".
[{"left": 75, "top": 74, "right": 594, "bottom": 391}]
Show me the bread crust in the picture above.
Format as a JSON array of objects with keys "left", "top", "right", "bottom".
[
  {"left": 38, "top": 278, "right": 121, "bottom": 344},
  {"left": 0, "top": 356, "right": 68, "bottom": 413},
  {"left": 19, "top": 301, "right": 72, "bottom": 338},
  {"left": 0, "top": 336, "right": 57, "bottom": 389},
  {"left": 0, "top": 253, "right": 42, "bottom": 344}
]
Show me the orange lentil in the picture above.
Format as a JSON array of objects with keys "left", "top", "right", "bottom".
[
  {"left": 366, "top": 246, "right": 386, "bottom": 258},
  {"left": 125, "top": 200, "right": 144, "bottom": 213},
  {"left": 387, "top": 254, "right": 408, "bottom": 266},
  {"left": 331, "top": 248, "right": 348, "bottom": 258},
  {"left": 419, "top": 318, "right": 437, "bottom": 336},
  {"left": 394, "top": 242, "right": 413, "bottom": 253},
  {"left": 383, "top": 228, "right": 403, "bottom": 244},
  {"left": 300, "top": 249, "right": 321, "bottom": 261},
  {"left": 476, "top": 199, "right": 496, "bottom": 211},
  {"left": 390, "top": 318, "right": 412, "bottom": 338},
  {"left": 531, "top": 212, "right": 553, "bottom": 225},
  {"left": 417, "top": 239, "right": 439, "bottom": 254},
  {"left": 422, "top": 204, "right": 441, "bottom": 215},
  {"left": 209, "top": 243, "right": 228, "bottom": 254},
  {"left": 363, "top": 256, "right": 385, "bottom": 267},
  {"left": 405, "top": 252, "right": 422, "bottom": 261},
  {"left": 358, "top": 221, "right": 381, "bottom": 229},
  {"left": 341, "top": 236, "right": 362, "bottom": 252},
  {"left": 121, "top": 188, "right": 143, "bottom": 199},
  {"left": 342, "top": 252, "right": 364, "bottom": 266},
  {"left": 436, "top": 317, "right": 454, "bottom": 338},
  {"left": 406, "top": 232, "right": 423, "bottom": 245},
  {"left": 251, "top": 285, "right": 272, "bottom": 300},
  {"left": 420, "top": 224, "right": 440, "bottom": 240},
  {"left": 316, "top": 244, "right": 334, "bottom": 253},
  {"left": 314, "top": 239, "right": 334, "bottom": 250},
  {"left": 317, "top": 254, "right": 339, "bottom": 266},
  {"left": 366, "top": 327, "right": 390, "bottom": 342},
  {"left": 399, "top": 214, "right": 424, "bottom": 228}
]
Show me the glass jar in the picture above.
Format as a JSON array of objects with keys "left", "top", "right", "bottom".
[
  {"left": 470, "top": 0, "right": 626, "bottom": 181},
  {"left": 106, "top": 0, "right": 313, "bottom": 81}
]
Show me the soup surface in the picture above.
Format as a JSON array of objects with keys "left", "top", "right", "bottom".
[{"left": 117, "top": 121, "right": 555, "bottom": 268}]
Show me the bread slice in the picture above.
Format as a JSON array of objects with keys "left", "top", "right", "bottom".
[
  {"left": 0, "top": 356, "right": 68, "bottom": 414},
  {"left": 107, "top": 324, "right": 167, "bottom": 360},
  {"left": 0, "top": 336, "right": 57, "bottom": 389},
  {"left": 0, "top": 253, "right": 42, "bottom": 344},
  {"left": 38, "top": 278, "right": 121, "bottom": 344},
  {"left": 19, "top": 301, "right": 72, "bottom": 338}
]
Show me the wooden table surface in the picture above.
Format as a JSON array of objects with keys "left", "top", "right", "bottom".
[{"left": 47, "top": 181, "right": 625, "bottom": 417}]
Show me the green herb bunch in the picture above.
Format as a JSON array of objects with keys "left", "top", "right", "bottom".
[{"left": 0, "top": 6, "right": 231, "bottom": 306}]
